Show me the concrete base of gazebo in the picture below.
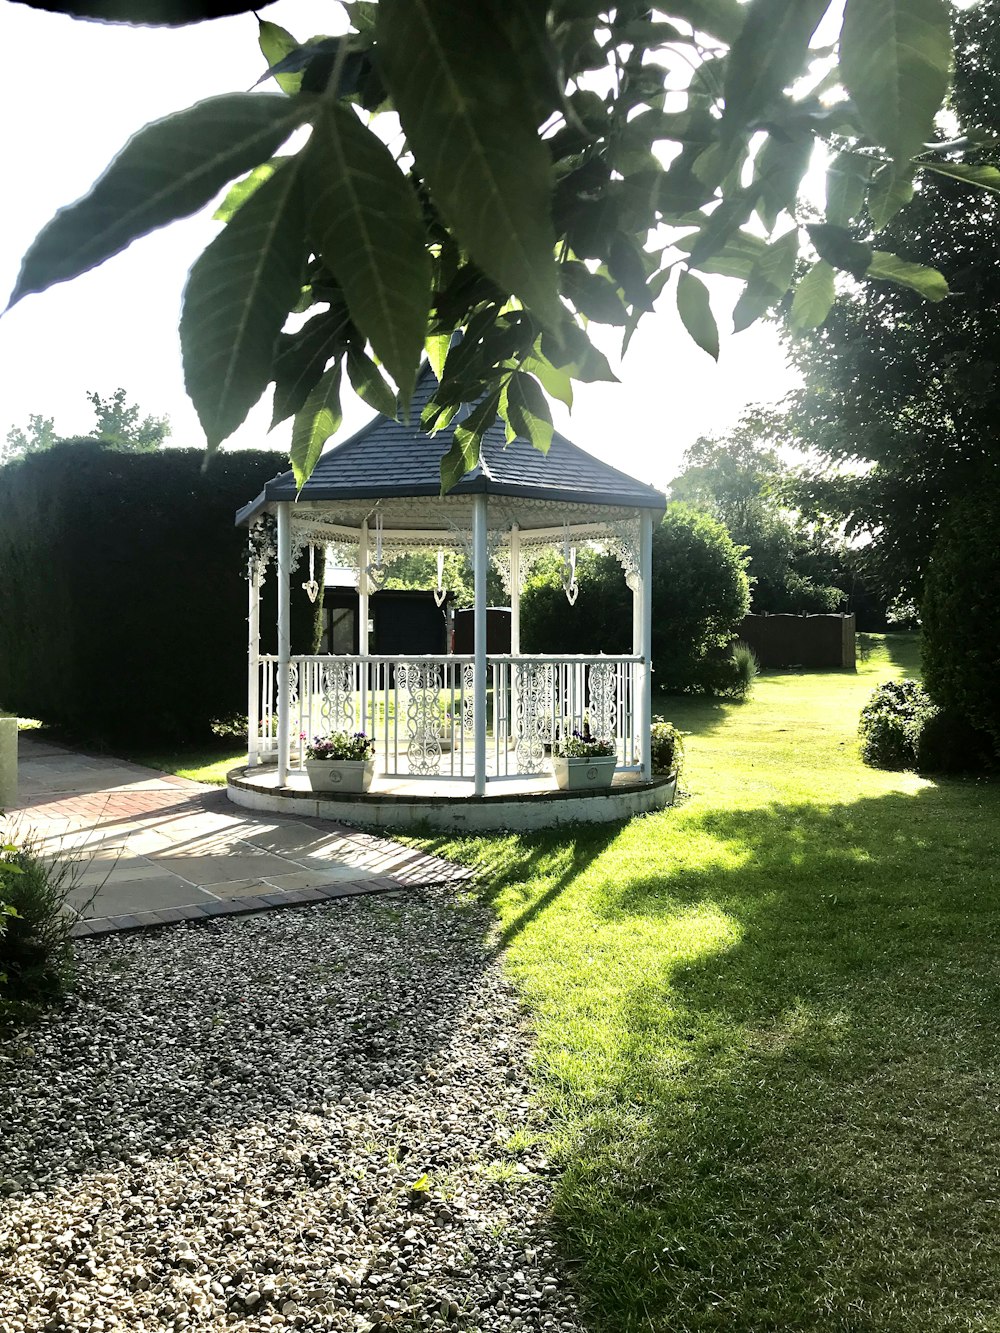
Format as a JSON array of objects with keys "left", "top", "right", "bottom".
[{"left": 226, "top": 765, "right": 677, "bottom": 832}]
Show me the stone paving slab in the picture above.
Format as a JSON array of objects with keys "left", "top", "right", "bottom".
[{"left": 7, "top": 735, "right": 473, "bottom": 938}]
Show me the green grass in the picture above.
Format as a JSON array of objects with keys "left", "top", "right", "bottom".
[{"left": 417, "top": 633, "right": 1000, "bottom": 1332}]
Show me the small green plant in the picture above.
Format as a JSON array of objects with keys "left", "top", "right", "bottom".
[
  {"left": 858, "top": 679, "right": 937, "bottom": 770},
  {"left": 650, "top": 721, "right": 684, "bottom": 778},
  {"left": 729, "top": 641, "right": 761, "bottom": 699},
  {"left": 0, "top": 830, "right": 81, "bottom": 1019},
  {"left": 305, "top": 731, "right": 376, "bottom": 761}
]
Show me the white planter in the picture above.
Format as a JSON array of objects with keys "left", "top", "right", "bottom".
[
  {"left": 552, "top": 755, "right": 617, "bottom": 791},
  {"left": 304, "top": 758, "right": 375, "bottom": 793}
]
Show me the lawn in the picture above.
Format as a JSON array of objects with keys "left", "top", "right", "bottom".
[{"left": 416, "top": 633, "right": 1000, "bottom": 1332}]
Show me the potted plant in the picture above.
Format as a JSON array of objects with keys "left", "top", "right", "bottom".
[
  {"left": 303, "top": 731, "right": 376, "bottom": 793},
  {"left": 552, "top": 727, "right": 617, "bottom": 791}
]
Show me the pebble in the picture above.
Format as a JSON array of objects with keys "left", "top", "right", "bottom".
[{"left": 0, "top": 889, "right": 582, "bottom": 1331}]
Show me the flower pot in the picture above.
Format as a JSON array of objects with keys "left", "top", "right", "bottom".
[
  {"left": 304, "top": 758, "right": 375, "bottom": 793},
  {"left": 552, "top": 755, "right": 617, "bottom": 791}
]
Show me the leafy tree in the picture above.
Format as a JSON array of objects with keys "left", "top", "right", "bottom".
[
  {"left": 6, "top": 0, "right": 981, "bottom": 491},
  {"left": 2, "top": 415, "right": 59, "bottom": 464},
  {"left": 522, "top": 503, "right": 751, "bottom": 694},
  {"left": 669, "top": 423, "right": 850, "bottom": 615},
  {"left": 86, "top": 388, "right": 171, "bottom": 451},
  {"left": 777, "top": 2, "right": 1000, "bottom": 606}
]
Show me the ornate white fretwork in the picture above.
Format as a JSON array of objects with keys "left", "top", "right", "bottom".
[
  {"left": 514, "top": 662, "right": 551, "bottom": 774},
  {"left": 320, "top": 661, "right": 355, "bottom": 734},
  {"left": 587, "top": 661, "right": 617, "bottom": 745},
  {"left": 606, "top": 517, "right": 642, "bottom": 592},
  {"left": 247, "top": 515, "right": 278, "bottom": 580},
  {"left": 462, "top": 663, "right": 475, "bottom": 736},
  {"left": 397, "top": 661, "right": 443, "bottom": 775}
]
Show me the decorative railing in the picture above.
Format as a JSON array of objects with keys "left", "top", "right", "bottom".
[{"left": 253, "top": 653, "right": 641, "bottom": 781}]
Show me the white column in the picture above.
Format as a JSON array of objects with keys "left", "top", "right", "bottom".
[
  {"left": 247, "top": 555, "right": 262, "bottom": 768},
  {"left": 358, "top": 520, "right": 370, "bottom": 735},
  {"left": 509, "top": 523, "right": 521, "bottom": 656},
  {"left": 277, "top": 502, "right": 292, "bottom": 786},
  {"left": 639, "top": 509, "right": 654, "bottom": 782},
  {"left": 473, "top": 494, "right": 489, "bottom": 797}
]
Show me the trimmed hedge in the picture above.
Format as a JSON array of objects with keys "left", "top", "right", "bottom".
[{"left": 0, "top": 443, "right": 314, "bottom": 745}]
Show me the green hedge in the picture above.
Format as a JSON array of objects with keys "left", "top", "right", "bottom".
[{"left": 0, "top": 443, "right": 314, "bottom": 745}]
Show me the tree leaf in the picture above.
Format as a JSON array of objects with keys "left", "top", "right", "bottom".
[
  {"left": 271, "top": 308, "right": 350, "bottom": 430},
  {"left": 9, "top": 93, "right": 310, "bottom": 309},
  {"left": 182, "top": 157, "right": 307, "bottom": 453},
  {"left": 721, "top": 0, "right": 829, "bottom": 143},
  {"left": 441, "top": 393, "right": 499, "bottom": 493},
  {"left": 868, "top": 250, "right": 949, "bottom": 301},
  {"left": 868, "top": 162, "right": 915, "bottom": 230},
  {"left": 560, "top": 262, "right": 629, "bottom": 325},
  {"left": 806, "top": 223, "right": 873, "bottom": 279},
  {"left": 306, "top": 102, "right": 431, "bottom": 408},
  {"left": 377, "top": 0, "right": 561, "bottom": 329},
  {"left": 258, "top": 20, "right": 303, "bottom": 95},
  {"left": 676, "top": 270, "right": 719, "bottom": 360},
  {"left": 754, "top": 130, "right": 813, "bottom": 232},
  {"left": 662, "top": 0, "right": 745, "bottom": 44},
  {"left": 789, "top": 259, "right": 835, "bottom": 331},
  {"left": 675, "top": 228, "right": 768, "bottom": 280},
  {"left": 501, "top": 372, "right": 554, "bottom": 454},
  {"left": 214, "top": 158, "right": 289, "bottom": 222},
  {"left": 291, "top": 362, "right": 343, "bottom": 490},
  {"left": 346, "top": 346, "right": 398, "bottom": 418},
  {"left": 921, "top": 161, "right": 1000, "bottom": 194},
  {"left": 825, "top": 151, "right": 873, "bottom": 228},
  {"left": 10, "top": 0, "right": 259, "bottom": 25},
  {"left": 518, "top": 347, "right": 574, "bottom": 409},
  {"left": 840, "top": 0, "right": 953, "bottom": 166},
  {"left": 425, "top": 333, "right": 451, "bottom": 381},
  {"left": 732, "top": 228, "right": 799, "bottom": 332}
]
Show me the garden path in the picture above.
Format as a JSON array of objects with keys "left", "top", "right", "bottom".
[{"left": 9, "top": 735, "right": 471, "bottom": 938}]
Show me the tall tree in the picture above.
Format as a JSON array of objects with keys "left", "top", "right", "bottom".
[
  {"left": 86, "top": 388, "right": 171, "bottom": 451},
  {"left": 779, "top": 2, "right": 1000, "bottom": 604},
  {"left": 5, "top": 0, "right": 981, "bottom": 491},
  {"left": 3, "top": 414, "right": 59, "bottom": 463}
]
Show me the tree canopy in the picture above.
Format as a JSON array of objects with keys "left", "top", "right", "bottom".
[
  {"left": 2, "top": 389, "right": 171, "bottom": 463},
  {"left": 6, "top": 0, "right": 990, "bottom": 490}
]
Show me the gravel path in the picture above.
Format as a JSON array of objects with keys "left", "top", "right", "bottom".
[{"left": 0, "top": 890, "right": 583, "bottom": 1333}]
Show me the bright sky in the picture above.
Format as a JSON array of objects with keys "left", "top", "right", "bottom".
[{"left": 1, "top": 0, "right": 800, "bottom": 493}]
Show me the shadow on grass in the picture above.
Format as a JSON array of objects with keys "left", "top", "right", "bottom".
[{"left": 489, "top": 783, "right": 1000, "bottom": 1332}]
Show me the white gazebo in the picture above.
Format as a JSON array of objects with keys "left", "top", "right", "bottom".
[{"left": 229, "top": 365, "right": 672, "bottom": 829}]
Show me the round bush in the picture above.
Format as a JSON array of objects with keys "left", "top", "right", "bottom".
[
  {"left": 650, "top": 720, "right": 683, "bottom": 777},
  {"left": 858, "top": 678, "right": 936, "bottom": 770}
]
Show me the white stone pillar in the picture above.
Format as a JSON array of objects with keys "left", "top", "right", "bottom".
[
  {"left": 277, "top": 503, "right": 292, "bottom": 786},
  {"left": 473, "top": 494, "right": 489, "bottom": 797},
  {"left": 247, "top": 555, "right": 262, "bottom": 768},
  {"left": 509, "top": 523, "right": 521, "bottom": 656},
  {"left": 639, "top": 510, "right": 654, "bottom": 781},
  {"left": 358, "top": 519, "right": 370, "bottom": 655}
]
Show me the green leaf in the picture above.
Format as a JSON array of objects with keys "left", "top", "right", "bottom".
[
  {"left": 291, "top": 362, "right": 343, "bottom": 490},
  {"left": 426, "top": 333, "right": 451, "bottom": 381},
  {"left": 789, "top": 259, "right": 836, "bottom": 331},
  {"left": 377, "top": 0, "right": 561, "bottom": 329},
  {"left": 258, "top": 19, "right": 302, "bottom": 95},
  {"left": 501, "top": 372, "right": 554, "bottom": 454},
  {"left": 8, "top": 93, "right": 310, "bottom": 309},
  {"left": 754, "top": 131, "right": 813, "bottom": 232},
  {"left": 271, "top": 306, "right": 350, "bottom": 430},
  {"left": 441, "top": 394, "right": 499, "bottom": 493},
  {"left": 806, "top": 223, "right": 873, "bottom": 279},
  {"left": 721, "top": 0, "right": 829, "bottom": 142},
  {"left": 732, "top": 228, "right": 799, "bottom": 332},
  {"left": 306, "top": 102, "right": 431, "bottom": 408},
  {"left": 12, "top": 0, "right": 259, "bottom": 24},
  {"left": 840, "top": 0, "right": 953, "bottom": 166},
  {"left": 518, "top": 348, "right": 574, "bottom": 409},
  {"left": 921, "top": 161, "right": 1000, "bottom": 194},
  {"left": 561, "top": 262, "right": 629, "bottom": 325},
  {"left": 676, "top": 270, "right": 719, "bottom": 361},
  {"left": 214, "top": 158, "right": 289, "bottom": 222},
  {"left": 825, "top": 152, "right": 873, "bottom": 228},
  {"left": 868, "top": 163, "right": 915, "bottom": 230},
  {"left": 675, "top": 228, "right": 768, "bottom": 280},
  {"left": 346, "top": 346, "right": 398, "bottom": 418},
  {"left": 868, "top": 250, "right": 949, "bottom": 301},
  {"left": 181, "top": 157, "right": 307, "bottom": 453}
]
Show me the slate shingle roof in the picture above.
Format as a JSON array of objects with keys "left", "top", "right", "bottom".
[{"left": 237, "top": 363, "right": 665, "bottom": 524}]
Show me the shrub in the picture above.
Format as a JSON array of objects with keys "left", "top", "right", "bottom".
[
  {"left": 922, "top": 489, "right": 1000, "bottom": 758},
  {"left": 914, "top": 707, "right": 996, "bottom": 775},
  {"left": 730, "top": 642, "right": 761, "bottom": 698},
  {"left": 650, "top": 721, "right": 683, "bottom": 777},
  {"left": 0, "top": 831, "right": 80, "bottom": 1017},
  {"left": 858, "top": 679, "right": 937, "bottom": 770}
]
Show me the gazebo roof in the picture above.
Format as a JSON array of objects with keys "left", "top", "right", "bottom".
[{"left": 236, "top": 363, "right": 665, "bottom": 525}]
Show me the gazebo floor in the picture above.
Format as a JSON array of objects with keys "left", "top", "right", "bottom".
[{"left": 227, "top": 764, "right": 677, "bottom": 832}]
